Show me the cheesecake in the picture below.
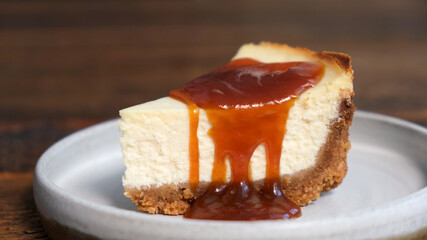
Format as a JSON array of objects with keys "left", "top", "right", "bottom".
[{"left": 119, "top": 42, "right": 355, "bottom": 220}]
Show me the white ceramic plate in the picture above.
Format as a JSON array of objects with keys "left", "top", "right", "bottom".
[{"left": 34, "top": 111, "right": 427, "bottom": 240}]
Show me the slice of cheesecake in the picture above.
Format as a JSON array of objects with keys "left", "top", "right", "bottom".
[{"left": 119, "top": 42, "right": 354, "bottom": 217}]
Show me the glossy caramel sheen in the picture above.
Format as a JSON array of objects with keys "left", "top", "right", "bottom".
[{"left": 169, "top": 58, "right": 324, "bottom": 220}]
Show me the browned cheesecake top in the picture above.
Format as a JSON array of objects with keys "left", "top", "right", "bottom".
[{"left": 170, "top": 58, "right": 324, "bottom": 220}]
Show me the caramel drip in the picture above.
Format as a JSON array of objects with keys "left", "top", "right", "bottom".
[
  {"left": 167, "top": 92, "right": 200, "bottom": 189},
  {"left": 170, "top": 58, "right": 324, "bottom": 220}
]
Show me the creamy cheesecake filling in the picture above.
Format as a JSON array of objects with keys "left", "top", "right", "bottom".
[
  {"left": 120, "top": 62, "right": 352, "bottom": 188},
  {"left": 122, "top": 96, "right": 354, "bottom": 215}
]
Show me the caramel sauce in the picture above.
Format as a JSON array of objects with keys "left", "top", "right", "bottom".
[{"left": 170, "top": 58, "right": 324, "bottom": 220}]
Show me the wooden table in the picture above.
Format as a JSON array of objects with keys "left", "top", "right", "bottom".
[{"left": 1, "top": 0, "right": 426, "bottom": 239}]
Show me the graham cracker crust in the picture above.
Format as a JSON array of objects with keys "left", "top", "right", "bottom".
[{"left": 125, "top": 98, "right": 355, "bottom": 215}]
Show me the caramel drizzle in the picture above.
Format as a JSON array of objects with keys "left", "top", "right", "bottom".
[
  {"left": 170, "top": 58, "right": 324, "bottom": 220},
  {"left": 167, "top": 91, "right": 200, "bottom": 189}
]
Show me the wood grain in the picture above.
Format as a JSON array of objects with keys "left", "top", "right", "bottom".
[
  {"left": 0, "top": 172, "right": 47, "bottom": 240},
  {"left": 0, "top": 0, "right": 426, "bottom": 238},
  {"left": 1, "top": 0, "right": 426, "bottom": 123}
]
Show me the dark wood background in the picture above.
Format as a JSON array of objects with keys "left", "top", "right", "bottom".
[{"left": 1, "top": 0, "right": 426, "bottom": 239}]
